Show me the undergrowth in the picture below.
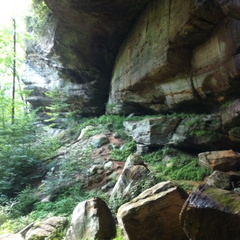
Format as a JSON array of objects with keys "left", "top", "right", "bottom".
[{"left": 142, "top": 147, "right": 211, "bottom": 182}]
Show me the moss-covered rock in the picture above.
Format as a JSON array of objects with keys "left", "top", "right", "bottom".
[{"left": 180, "top": 184, "right": 240, "bottom": 240}]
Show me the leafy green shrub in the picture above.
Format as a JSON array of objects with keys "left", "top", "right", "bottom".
[
  {"left": 12, "top": 187, "right": 39, "bottom": 217},
  {"left": 33, "top": 184, "right": 93, "bottom": 218}
]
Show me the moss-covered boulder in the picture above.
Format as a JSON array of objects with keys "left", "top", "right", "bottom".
[{"left": 180, "top": 184, "right": 240, "bottom": 240}]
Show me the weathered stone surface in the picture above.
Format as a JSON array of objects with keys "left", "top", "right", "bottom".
[
  {"left": 117, "top": 181, "right": 188, "bottom": 240},
  {"left": 0, "top": 234, "right": 24, "bottom": 240},
  {"left": 216, "top": 0, "right": 240, "bottom": 19},
  {"left": 110, "top": 153, "right": 150, "bottom": 201},
  {"left": 90, "top": 134, "right": 109, "bottom": 148},
  {"left": 66, "top": 197, "right": 116, "bottom": 240},
  {"left": 169, "top": 114, "right": 228, "bottom": 151},
  {"left": 107, "top": 0, "right": 227, "bottom": 114},
  {"left": 24, "top": 0, "right": 152, "bottom": 116},
  {"left": 123, "top": 116, "right": 181, "bottom": 146},
  {"left": 221, "top": 99, "right": 240, "bottom": 129},
  {"left": 180, "top": 184, "right": 240, "bottom": 240},
  {"left": 198, "top": 149, "right": 240, "bottom": 171},
  {"left": 205, "top": 170, "right": 232, "bottom": 190},
  {"left": 25, "top": 216, "right": 68, "bottom": 240}
]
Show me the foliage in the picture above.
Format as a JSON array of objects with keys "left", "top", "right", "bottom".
[
  {"left": 0, "top": 87, "right": 62, "bottom": 198},
  {"left": 110, "top": 141, "right": 136, "bottom": 161},
  {"left": 185, "top": 115, "right": 220, "bottom": 137},
  {"left": 11, "top": 186, "right": 39, "bottom": 217},
  {"left": 113, "top": 228, "right": 125, "bottom": 240},
  {"left": 142, "top": 147, "right": 211, "bottom": 181},
  {"left": 41, "top": 143, "right": 92, "bottom": 199},
  {"left": 27, "top": 0, "right": 51, "bottom": 35}
]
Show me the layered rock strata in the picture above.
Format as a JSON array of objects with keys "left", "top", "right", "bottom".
[{"left": 108, "top": 0, "right": 240, "bottom": 114}]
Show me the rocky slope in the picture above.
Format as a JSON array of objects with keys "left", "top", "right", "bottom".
[{"left": 13, "top": 0, "right": 240, "bottom": 239}]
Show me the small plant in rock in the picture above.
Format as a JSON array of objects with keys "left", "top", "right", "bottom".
[{"left": 113, "top": 227, "right": 125, "bottom": 240}]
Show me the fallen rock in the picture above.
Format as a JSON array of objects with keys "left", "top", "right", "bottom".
[
  {"left": 90, "top": 134, "right": 109, "bottom": 148},
  {"left": 117, "top": 181, "right": 188, "bottom": 240},
  {"left": 169, "top": 114, "right": 228, "bottom": 151},
  {"left": 0, "top": 234, "right": 24, "bottom": 240},
  {"left": 25, "top": 216, "right": 68, "bottom": 240},
  {"left": 198, "top": 149, "right": 240, "bottom": 171},
  {"left": 124, "top": 116, "right": 181, "bottom": 146},
  {"left": 205, "top": 170, "right": 232, "bottom": 190},
  {"left": 66, "top": 197, "right": 116, "bottom": 240},
  {"left": 110, "top": 153, "right": 150, "bottom": 201},
  {"left": 180, "top": 184, "right": 240, "bottom": 240},
  {"left": 221, "top": 99, "right": 240, "bottom": 129}
]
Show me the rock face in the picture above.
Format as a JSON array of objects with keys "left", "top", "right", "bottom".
[
  {"left": 180, "top": 184, "right": 240, "bottom": 240},
  {"left": 117, "top": 181, "right": 188, "bottom": 240},
  {"left": 23, "top": 0, "right": 151, "bottom": 116},
  {"left": 66, "top": 197, "right": 116, "bottom": 240},
  {"left": 124, "top": 114, "right": 240, "bottom": 151},
  {"left": 25, "top": 216, "right": 67, "bottom": 240},
  {"left": 198, "top": 149, "right": 240, "bottom": 171},
  {"left": 24, "top": 0, "right": 240, "bottom": 117},
  {"left": 107, "top": 0, "right": 240, "bottom": 114}
]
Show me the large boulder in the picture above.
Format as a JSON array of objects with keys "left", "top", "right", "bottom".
[
  {"left": 25, "top": 216, "right": 68, "bottom": 240},
  {"left": 124, "top": 114, "right": 238, "bottom": 151},
  {"left": 221, "top": 99, "right": 240, "bottom": 129},
  {"left": 123, "top": 116, "right": 181, "bottom": 146},
  {"left": 205, "top": 170, "right": 232, "bottom": 190},
  {"left": 198, "top": 149, "right": 240, "bottom": 171},
  {"left": 180, "top": 184, "right": 240, "bottom": 239},
  {"left": 117, "top": 181, "right": 188, "bottom": 240},
  {"left": 66, "top": 197, "right": 116, "bottom": 240},
  {"left": 168, "top": 114, "right": 233, "bottom": 151}
]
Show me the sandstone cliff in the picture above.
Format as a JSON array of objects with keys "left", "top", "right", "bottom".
[{"left": 23, "top": 0, "right": 240, "bottom": 117}]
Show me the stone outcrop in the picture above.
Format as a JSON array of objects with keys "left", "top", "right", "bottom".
[
  {"left": 23, "top": 0, "right": 152, "bottom": 116},
  {"left": 124, "top": 114, "right": 240, "bottom": 151},
  {"left": 66, "top": 197, "right": 116, "bottom": 240},
  {"left": 25, "top": 216, "right": 67, "bottom": 240},
  {"left": 198, "top": 149, "right": 240, "bottom": 171},
  {"left": 117, "top": 181, "right": 188, "bottom": 240},
  {"left": 23, "top": 0, "right": 240, "bottom": 117},
  {"left": 221, "top": 99, "right": 240, "bottom": 130},
  {"left": 107, "top": 0, "right": 240, "bottom": 115},
  {"left": 180, "top": 184, "right": 240, "bottom": 240},
  {"left": 123, "top": 116, "right": 181, "bottom": 146}
]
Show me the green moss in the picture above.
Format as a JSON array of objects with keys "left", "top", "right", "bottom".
[
  {"left": 142, "top": 148, "right": 211, "bottom": 182},
  {"left": 205, "top": 188, "right": 240, "bottom": 213}
]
